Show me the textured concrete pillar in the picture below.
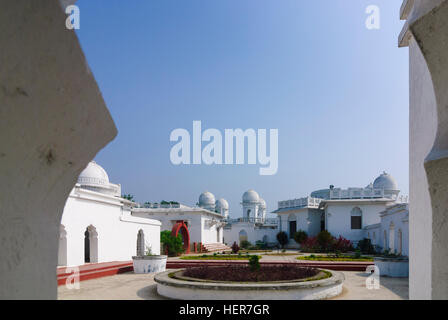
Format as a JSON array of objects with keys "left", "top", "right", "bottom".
[
  {"left": 0, "top": 0, "right": 117, "bottom": 299},
  {"left": 400, "top": 0, "right": 448, "bottom": 299}
]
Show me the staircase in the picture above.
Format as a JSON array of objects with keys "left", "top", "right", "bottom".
[{"left": 201, "top": 242, "right": 232, "bottom": 253}]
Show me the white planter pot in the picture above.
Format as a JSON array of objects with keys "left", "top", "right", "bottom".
[
  {"left": 374, "top": 257, "right": 409, "bottom": 277},
  {"left": 132, "top": 255, "right": 167, "bottom": 274}
]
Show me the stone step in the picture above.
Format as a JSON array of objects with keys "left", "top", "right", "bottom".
[{"left": 202, "top": 242, "right": 232, "bottom": 253}]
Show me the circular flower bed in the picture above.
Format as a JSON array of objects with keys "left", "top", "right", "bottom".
[
  {"left": 182, "top": 265, "right": 325, "bottom": 282},
  {"left": 155, "top": 266, "right": 344, "bottom": 300}
]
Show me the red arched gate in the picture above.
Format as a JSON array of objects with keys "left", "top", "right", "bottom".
[{"left": 171, "top": 221, "right": 190, "bottom": 254}]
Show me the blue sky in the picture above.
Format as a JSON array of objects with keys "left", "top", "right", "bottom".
[{"left": 75, "top": 0, "right": 409, "bottom": 218}]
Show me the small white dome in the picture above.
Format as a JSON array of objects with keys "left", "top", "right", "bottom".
[
  {"left": 243, "top": 189, "right": 260, "bottom": 203},
  {"left": 373, "top": 172, "right": 398, "bottom": 190},
  {"left": 78, "top": 161, "right": 109, "bottom": 187},
  {"left": 199, "top": 191, "right": 215, "bottom": 206},
  {"left": 259, "top": 198, "right": 266, "bottom": 208},
  {"left": 215, "top": 198, "right": 229, "bottom": 210}
]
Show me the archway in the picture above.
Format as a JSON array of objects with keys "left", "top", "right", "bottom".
[
  {"left": 84, "top": 225, "right": 98, "bottom": 263},
  {"left": 239, "top": 229, "right": 248, "bottom": 246},
  {"left": 137, "top": 229, "right": 145, "bottom": 256},
  {"left": 288, "top": 213, "right": 296, "bottom": 239},
  {"left": 58, "top": 225, "right": 67, "bottom": 266},
  {"left": 171, "top": 221, "right": 190, "bottom": 254}
]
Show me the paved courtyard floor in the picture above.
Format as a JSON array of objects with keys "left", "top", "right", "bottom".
[{"left": 58, "top": 271, "right": 408, "bottom": 300}]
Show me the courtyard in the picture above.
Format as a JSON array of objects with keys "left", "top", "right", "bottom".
[{"left": 57, "top": 270, "right": 408, "bottom": 300}]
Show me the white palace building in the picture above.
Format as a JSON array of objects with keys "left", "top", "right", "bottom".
[
  {"left": 58, "top": 162, "right": 409, "bottom": 268},
  {"left": 273, "top": 172, "right": 409, "bottom": 255}
]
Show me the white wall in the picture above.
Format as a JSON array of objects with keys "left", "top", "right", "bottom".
[
  {"left": 325, "top": 202, "right": 388, "bottom": 244},
  {"left": 380, "top": 210, "right": 409, "bottom": 256},
  {"left": 223, "top": 223, "right": 277, "bottom": 246},
  {"left": 408, "top": 37, "right": 437, "bottom": 299},
  {"left": 0, "top": 1, "right": 117, "bottom": 299},
  {"left": 60, "top": 188, "right": 160, "bottom": 267}
]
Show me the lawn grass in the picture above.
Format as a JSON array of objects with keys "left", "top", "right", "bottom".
[
  {"left": 264, "top": 253, "right": 301, "bottom": 256},
  {"left": 180, "top": 254, "right": 262, "bottom": 260},
  {"left": 297, "top": 255, "right": 374, "bottom": 262}
]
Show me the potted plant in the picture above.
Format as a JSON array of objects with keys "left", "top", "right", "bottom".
[{"left": 132, "top": 246, "right": 167, "bottom": 274}]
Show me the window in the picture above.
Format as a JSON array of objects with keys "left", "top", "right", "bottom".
[{"left": 351, "top": 207, "right": 362, "bottom": 229}]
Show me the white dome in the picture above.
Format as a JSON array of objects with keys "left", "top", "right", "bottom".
[
  {"left": 259, "top": 198, "right": 266, "bottom": 208},
  {"left": 243, "top": 189, "right": 260, "bottom": 203},
  {"left": 215, "top": 198, "right": 229, "bottom": 210},
  {"left": 199, "top": 191, "right": 215, "bottom": 206},
  {"left": 78, "top": 161, "right": 109, "bottom": 187},
  {"left": 373, "top": 172, "right": 398, "bottom": 190}
]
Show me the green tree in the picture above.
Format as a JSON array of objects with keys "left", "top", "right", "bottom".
[
  {"left": 276, "top": 231, "right": 289, "bottom": 249},
  {"left": 122, "top": 194, "right": 134, "bottom": 201}
]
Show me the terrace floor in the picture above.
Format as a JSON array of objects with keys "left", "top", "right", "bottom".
[{"left": 57, "top": 270, "right": 408, "bottom": 300}]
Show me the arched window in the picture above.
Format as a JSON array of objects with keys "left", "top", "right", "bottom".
[
  {"left": 368, "top": 232, "right": 371, "bottom": 239},
  {"left": 373, "top": 231, "right": 376, "bottom": 244},
  {"left": 262, "top": 235, "right": 268, "bottom": 243},
  {"left": 58, "top": 225, "right": 67, "bottom": 266},
  {"left": 351, "top": 207, "right": 362, "bottom": 229},
  {"left": 84, "top": 225, "right": 98, "bottom": 263},
  {"left": 136, "top": 229, "right": 145, "bottom": 256},
  {"left": 239, "top": 229, "right": 248, "bottom": 245},
  {"left": 384, "top": 230, "right": 388, "bottom": 251},
  {"left": 389, "top": 222, "right": 395, "bottom": 253}
]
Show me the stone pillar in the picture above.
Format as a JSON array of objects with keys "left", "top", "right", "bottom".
[
  {"left": 0, "top": 0, "right": 117, "bottom": 299},
  {"left": 399, "top": 0, "right": 448, "bottom": 299}
]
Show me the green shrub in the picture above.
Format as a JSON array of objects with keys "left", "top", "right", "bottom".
[
  {"left": 160, "top": 230, "right": 184, "bottom": 257},
  {"left": 255, "top": 240, "right": 268, "bottom": 250},
  {"left": 316, "top": 230, "right": 333, "bottom": 251},
  {"left": 276, "top": 231, "right": 289, "bottom": 249},
  {"left": 293, "top": 230, "right": 308, "bottom": 244},
  {"left": 357, "top": 238, "right": 375, "bottom": 254},
  {"left": 240, "top": 240, "right": 252, "bottom": 249},
  {"left": 231, "top": 242, "right": 240, "bottom": 254},
  {"left": 249, "top": 255, "right": 260, "bottom": 271}
]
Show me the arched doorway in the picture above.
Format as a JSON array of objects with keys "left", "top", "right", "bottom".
[
  {"left": 136, "top": 229, "right": 145, "bottom": 256},
  {"left": 171, "top": 221, "right": 190, "bottom": 254},
  {"left": 239, "top": 229, "right": 248, "bottom": 246},
  {"left": 288, "top": 213, "right": 296, "bottom": 239},
  {"left": 84, "top": 225, "right": 98, "bottom": 263},
  {"left": 58, "top": 225, "right": 67, "bottom": 266}
]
